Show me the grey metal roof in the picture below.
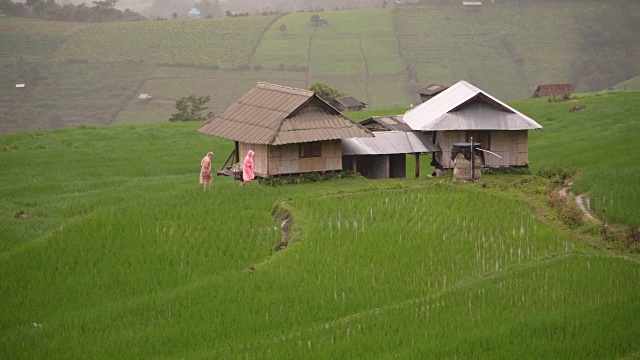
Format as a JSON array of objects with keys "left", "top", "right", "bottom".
[
  {"left": 333, "top": 96, "right": 366, "bottom": 108},
  {"left": 404, "top": 80, "right": 542, "bottom": 131},
  {"left": 197, "top": 82, "right": 372, "bottom": 145},
  {"left": 360, "top": 115, "right": 412, "bottom": 132},
  {"left": 342, "top": 131, "right": 440, "bottom": 156}
]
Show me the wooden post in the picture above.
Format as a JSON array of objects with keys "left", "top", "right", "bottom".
[
  {"left": 415, "top": 153, "right": 420, "bottom": 178},
  {"left": 235, "top": 141, "right": 240, "bottom": 164},
  {"left": 352, "top": 156, "right": 357, "bottom": 173},
  {"left": 470, "top": 137, "right": 474, "bottom": 182}
]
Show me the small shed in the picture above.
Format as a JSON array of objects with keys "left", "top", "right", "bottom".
[
  {"left": 360, "top": 115, "right": 411, "bottom": 132},
  {"left": 331, "top": 96, "right": 367, "bottom": 112},
  {"left": 404, "top": 80, "right": 542, "bottom": 169},
  {"left": 417, "top": 83, "right": 448, "bottom": 103},
  {"left": 342, "top": 131, "right": 439, "bottom": 179},
  {"left": 197, "top": 82, "right": 373, "bottom": 179},
  {"left": 533, "top": 84, "right": 574, "bottom": 98}
]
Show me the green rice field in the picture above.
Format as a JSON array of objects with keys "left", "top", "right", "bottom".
[{"left": 1, "top": 119, "right": 638, "bottom": 358}]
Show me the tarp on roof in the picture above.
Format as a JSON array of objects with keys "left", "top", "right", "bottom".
[
  {"left": 404, "top": 80, "right": 542, "bottom": 131},
  {"left": 197, "top": 82, "right": 372, "bottom": 145},
  {"left": 342, "top": 131, "right": 440, "bottom": 156}
]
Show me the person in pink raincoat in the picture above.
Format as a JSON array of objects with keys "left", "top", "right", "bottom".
[
  {"left": 242, "top": 150, "right": 255, "bottom": 183},
  {"left": 200, "top": 152, "right": 214, "bottom": 191}
]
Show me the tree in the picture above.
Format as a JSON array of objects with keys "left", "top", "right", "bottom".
[
  {"left": 308, "top": 82, "right": 344, "bottom": 103},
  {"left": 169, "top": 95, "right": 214, "bottom": 122},
  {"left": 278, "top": 23, "right": 287, "bottom": 37},
  {"left": 310, "top": 14, "right": 320, "bottom": 26},
  {"left": 91, "top": 0, "right": 117, "bottom": 22}
]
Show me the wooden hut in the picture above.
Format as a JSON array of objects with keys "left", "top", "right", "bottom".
[
  {"left": 331, "top": 96, "right": 367, "bottom": 112},
  {"left": 403, "top": 80, "right": 542, "bottom": 169},
  {"left": 416, "top": 83, "right": 448, "bottom": 103},
  {"left": 359, "top": 115, "right": 412, "bottom": 132},
  {"left": 533, "top": 84, "right": 574, "bottom": 98},
  {"left": 197, "top": 82, "right": 373, "bottom": 179}
]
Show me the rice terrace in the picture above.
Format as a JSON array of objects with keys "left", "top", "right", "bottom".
[{"left": 1, "top": 0, "right": 640, "bottom": 358}]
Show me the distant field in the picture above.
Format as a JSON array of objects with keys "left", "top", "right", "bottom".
[
  {"left": 51, "top": 16, "right": 277, "bottom": 68},
  {"left": 114, "top": 66, "right": 307, "bottom": 124},
  {"left": 252, "top": 9, "right": 414, "bottom": 109},
  {"left": 394, "top": 3, "right": 609, "bottom": 101},
  {"left": 0, "top": 62, "right": 153, "bottom": 132},
  {"left": 0, "top": 17, "right": 85, "bottom": 60}
]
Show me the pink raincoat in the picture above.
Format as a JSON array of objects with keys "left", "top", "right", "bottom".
[
  {"left": 242, "top": 150, "right": 254, "bottom": 181},
  {"left": 243, "top": 150, "right": 255, "bottom": 182}
]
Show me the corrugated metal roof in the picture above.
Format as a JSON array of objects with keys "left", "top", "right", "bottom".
[
  {"left": 197, "top": 83, "right": 372, "bottom": 144},
  {"left": 404, "top": 80, "right": 542, "bottom": 131},
  {"left": 342, "top": 131, "right": 440, "bottom": 156},
  {"left": 334, "top": 96, "right": 366, "bottom": 108},
  {"left": 360, "top": 115, "right": 412, "bottom": 132}
]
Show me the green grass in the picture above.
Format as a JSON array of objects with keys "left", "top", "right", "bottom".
[
  {"left": 517, "top": 90, "right": 640, "bottom": 228},
  {"left": 1, "top": 120, "right": 638, "bottom": 358}
]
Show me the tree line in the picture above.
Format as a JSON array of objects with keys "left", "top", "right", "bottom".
[{"left": 0, "top": 0, "right": 144, "bottom": 22}]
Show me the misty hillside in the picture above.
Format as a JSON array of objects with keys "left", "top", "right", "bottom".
[{"left": 0, "top": 1, "right": 638, "bottom": 133}]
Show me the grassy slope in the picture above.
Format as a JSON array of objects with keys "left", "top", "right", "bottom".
[
  {"left": 1, "top": 93, "right": 639, "bottom": 357},
  {"left": 614, "top": 76, "right": 640, "bottom": 91},
  {"left": 518, "top": 91, "right": 640, "bottom": 228},
  {"left": 395, "top": 3, "right": 602, "bottom": 101}
]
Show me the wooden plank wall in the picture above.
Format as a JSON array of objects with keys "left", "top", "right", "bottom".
[{"left": 266, "top": 140, "right": 342, "bottom": 176}]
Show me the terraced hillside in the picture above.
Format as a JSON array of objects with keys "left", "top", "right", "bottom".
[
  {"left": 394, "top": 2, "right": 636, "bottom": 101},
  {"left": 0, "top": 2, "right": 637, "bottom": 132}
]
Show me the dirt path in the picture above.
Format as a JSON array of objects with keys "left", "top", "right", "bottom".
[
  {"left": 559, "top": 181, "right": 596, "bottom": 220},
  {"left": 358, "top": 38, "right": 372, "bottom": 106},
  {"left": 305, "top": 27, "right": 318, "bottom": 88}
]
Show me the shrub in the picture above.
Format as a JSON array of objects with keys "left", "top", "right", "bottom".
[
  {"left": 535, "top": 163, "right": 577, "bottom": 184},
  {"left": 262, "top": 177, "right": 282, "bottom": 187},
  {"left": 300, "top": 172, "right": 320, "bottom": 183}
]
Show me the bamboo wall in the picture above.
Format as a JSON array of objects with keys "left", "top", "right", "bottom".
[
  {"left": 241, "top": 140, "right": 342, "bottom": 177},
  {"left": 239, "top": 143, "right": 269, "bottom": 177},
  {"left": 436, "top": 130, "right": 529, "bottom": 168}
]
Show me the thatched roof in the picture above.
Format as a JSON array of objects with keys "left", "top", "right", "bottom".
[
  {"left": 404, "top": 81, "right": 542, "bottom": 131},
  {"left": 197, "top": 83, "right": 372, "bottom": 145}
]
